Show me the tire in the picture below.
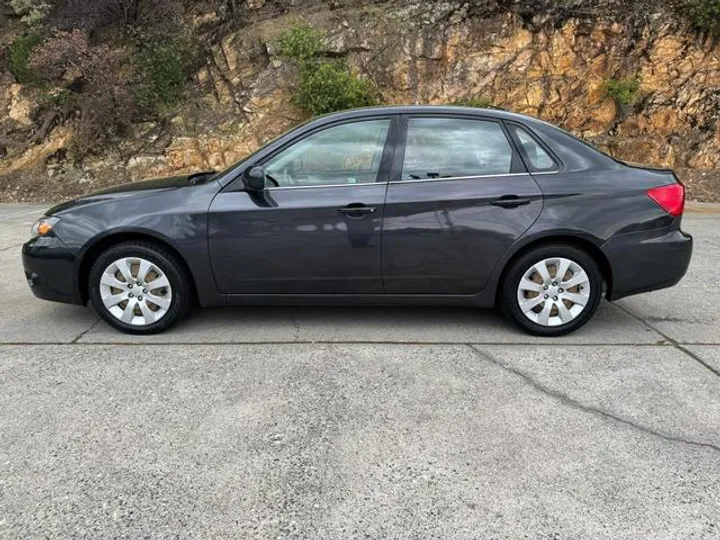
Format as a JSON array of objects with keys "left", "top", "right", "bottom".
[
  {"left": 500, "top": 244, "right": 603, "bottom": 337},
  {"left": 88, "top": 241, "right": 192, "bottom": 335}
]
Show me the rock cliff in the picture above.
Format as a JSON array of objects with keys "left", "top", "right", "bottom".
[{"left": 1, "top": 0, "right": 719, "bottom": 201}]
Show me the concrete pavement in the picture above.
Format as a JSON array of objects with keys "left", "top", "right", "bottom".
[{"left": 1, "top": 203, "right": 719, "bottom": 538}]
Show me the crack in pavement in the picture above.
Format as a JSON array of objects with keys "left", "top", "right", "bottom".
[
  {"left": 70, "top": 318, "right": 102, "bottom": 344},
  {"left": 469, "top": 345, "right": 720, "bottom": 455},
  {"left": 613, "top": 302, "right": 720, "bottom": 379}
]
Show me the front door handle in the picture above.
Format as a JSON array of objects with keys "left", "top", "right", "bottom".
[
  {"left": 490, "top": 195, "right": 532, "bottom": 209},
  {"left": 338, "top": 204, "right": 377, "bottom": 217}
]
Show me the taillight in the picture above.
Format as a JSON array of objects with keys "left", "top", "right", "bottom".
[{"left": 647, "top": 183, "right": 685, "bottom": 217}]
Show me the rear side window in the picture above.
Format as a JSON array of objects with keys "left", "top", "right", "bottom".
[
  {"left": 509, "top": 125, "right": 558, "bottom": 172},
  {"left": 402, "top": 118, "right": 514, "bottom": 180}
]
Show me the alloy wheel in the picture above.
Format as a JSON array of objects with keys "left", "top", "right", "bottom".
[
  {"left": 516, "top": 257, "right": 591, "bottom": 327},
  {"left": 99, "top": 257, "right": 173, "bottom": 326}
]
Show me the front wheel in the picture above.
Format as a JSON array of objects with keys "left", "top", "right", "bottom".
[
  {"left": 88, "top": 242, "right": 192, "bottom": 335},
  {"left": 501, "top": 244, "right": 603, "bottom": 337}
]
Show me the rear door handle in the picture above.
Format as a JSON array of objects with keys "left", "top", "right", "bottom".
[
  {"left": 337, "top": 204, "right": 377, "bottom": 217},
  {"left": 490, "top": 195, "right": 532, "bottom": 209}
]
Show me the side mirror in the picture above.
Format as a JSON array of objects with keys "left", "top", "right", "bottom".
[{"left": 243, "top": 166, "right": 266, "bottom": 191}]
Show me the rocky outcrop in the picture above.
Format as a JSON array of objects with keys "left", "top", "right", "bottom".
[{"left": 1, "top": 1, "right": 719, "bottom": 201}]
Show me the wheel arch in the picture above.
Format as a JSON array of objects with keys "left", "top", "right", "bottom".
[
  {"left": 495, "top": 234, "right": 614, "bottom": 303},
  {"left": 76, "top": 230, "right": 199, "bottom": 305}
]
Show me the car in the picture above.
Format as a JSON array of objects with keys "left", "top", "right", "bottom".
[{"left": 22, "top": 105, "right": 692, "bottom": 336}]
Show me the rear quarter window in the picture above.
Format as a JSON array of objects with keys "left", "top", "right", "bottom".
[{"left": 508, "top": 124, "right": 558, "bottom": 172}]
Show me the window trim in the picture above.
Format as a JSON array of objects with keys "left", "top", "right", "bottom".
[
  {"left": 259, "top": 115, "right": 397, "bottom": 189},
  {"left": 388, "top": 172, "right": 532, "bottom": 185},
  {"left": 505, "top": 121, "right": 563, "bottom": 173},
  {"left": 392, "top": 113, "right": 527, "bottom": 182},
  {"left": 266, "top": 182, "right": 389, "bottom": 192}
]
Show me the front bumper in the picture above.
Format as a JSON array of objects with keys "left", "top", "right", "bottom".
[
  {"left": 602, "top": 227, "right": 693, "bottom": 301},
  {"left": 22, "top": 236, "right": 82, "bottom": 305}
]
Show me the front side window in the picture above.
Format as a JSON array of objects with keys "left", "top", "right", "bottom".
[
  {"left": 510, "top": 125, "right": 557, "bottom": 171},
  {"left": 401, "top": 118, "right": 514, "bottom": 180},
  {"left": 264, "top": 119, "right": 391, "bottom": 188}
]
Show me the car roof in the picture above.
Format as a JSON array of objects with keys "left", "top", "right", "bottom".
[{"left": 311, "top": 105, "right": 544, "bottom": 125}]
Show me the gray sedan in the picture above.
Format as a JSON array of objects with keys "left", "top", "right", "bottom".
[{"left": 22, "top": 106, "right": 692, "bottom": 336}]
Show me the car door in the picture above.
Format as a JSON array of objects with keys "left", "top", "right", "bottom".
[
  {"left": 208, "top": 117, "right": 396, "bottom": 294},
  {"left": 381, "top": 115, "right": 545, "bottom": 294}
]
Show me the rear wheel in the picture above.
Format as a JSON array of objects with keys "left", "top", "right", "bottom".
[
  {"left": 88, "top": 242, "right": 191, "bottom": 334},
  {"left": 501, "top": 244, "right": 603, "bottom": 336}
]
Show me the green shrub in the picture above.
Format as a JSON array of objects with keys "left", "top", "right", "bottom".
[
  {"left": 132, "top": 29, "right": 199, "bottom": 113},
  {"left": 278, "top": 25, "right": 380, "bottom": 115},
  {"left": 295, "top": 60, "right": 378, "bottom": 115},
  {"left": 8, "top": 33, "right": 43, "bottom": 84},
  {"left": 681, "top": 0, "right": 720, "bottom": 33},
  {"left": 9, "top": 0, "right": 51, "bottom": 28},
  {"left": 603, "top": 76, "right": 641, "bottom": 107},
  {"left": 278, "top": 25, "right": 323, "bottom": 62},
  {"left": 451, "top": 96, "right": 494, "bottom": 108}
]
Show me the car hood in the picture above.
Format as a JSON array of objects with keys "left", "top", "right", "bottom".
[{"left": 46, "top": 172, "right": 216, "bottom": 215}]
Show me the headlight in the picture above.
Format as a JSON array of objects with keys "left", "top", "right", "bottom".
[{"left": 30, "top": 216, "right": 60, "bottom": 238}]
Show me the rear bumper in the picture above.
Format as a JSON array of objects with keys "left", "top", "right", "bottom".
[
  {"left": 22, "top": 237, "right": 82, "bottom": 305},
  {"left": 602, "top": 227, "right": 692, "bottom": 301}
]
